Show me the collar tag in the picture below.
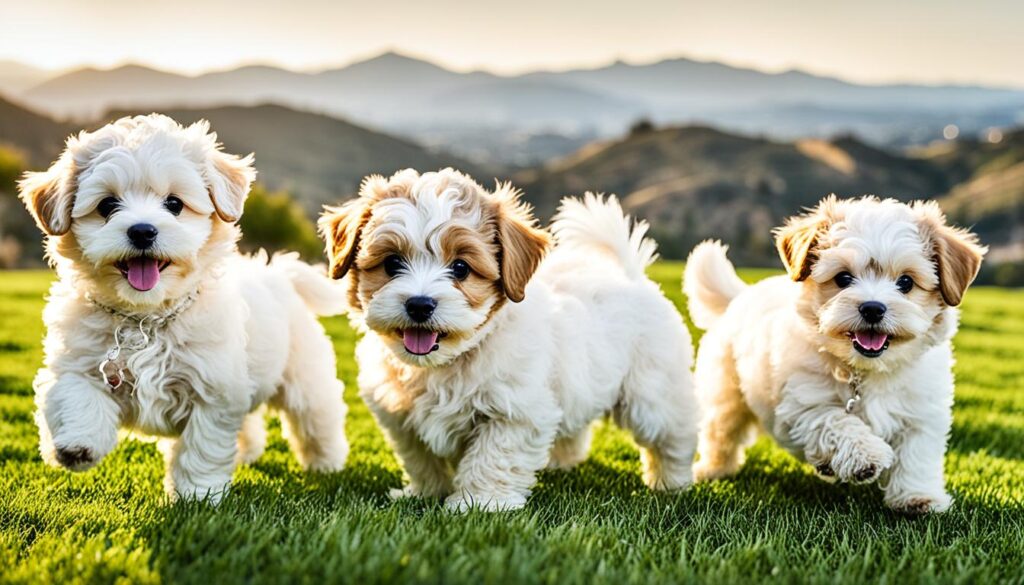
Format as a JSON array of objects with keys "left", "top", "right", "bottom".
[{"left": 88, "top": 289, "right": 199, "bottom": 392}]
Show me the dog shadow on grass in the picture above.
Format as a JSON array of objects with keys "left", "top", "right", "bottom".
[{"left": 136, "top": 427, "right": 1023, "bottom": 540}]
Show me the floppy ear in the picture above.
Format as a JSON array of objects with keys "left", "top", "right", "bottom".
[
  {"left": 18, "top": 152, "right": 76, "bottom": 236},
  {"left": 914, "top": 201, "right": 987, "bottom": 306},
  {"left": 493, "top": 183, "right": 551, "bottom": 302},
  {"left": 319, "top": 198, "right": 371, "bottom": 280},
  {"left": 205, "top": 150, "right": 255, "bottom": 222},
  {"left": 774, "top": 196, "right": 836, "bottom": 281}
]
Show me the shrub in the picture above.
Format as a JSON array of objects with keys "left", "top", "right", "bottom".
[{"left": 238, "top": 184, "right": 324, "bottom": 261}]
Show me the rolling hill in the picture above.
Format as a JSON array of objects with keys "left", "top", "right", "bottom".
[
  {"left": 0, "top": 97, "right": 484, "bottom": 211},
  {"left": 103, "top": 104, "right": 485, "bottom": 212},
  {"left": 1, "top": 95, "right": 1021, "bottom": 269},
  {"left": 517, "top": 125, "right": 954, "bottom": 263},
  {"left": 921, "top": 129, "right": 1024, "bottom": 262},
  {"left": 0, "top": 96, "right": 71, "bottom": 165}
]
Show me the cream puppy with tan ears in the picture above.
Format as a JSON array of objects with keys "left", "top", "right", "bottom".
[
  {"left": 20, "top": 114, "right": 349, "bottom": 503},
  {"left": 320, "top": 168, "right": 698, "bottom": 512},
  {"left": 684, "top": 195, "right": 985, "bottom": 515}
]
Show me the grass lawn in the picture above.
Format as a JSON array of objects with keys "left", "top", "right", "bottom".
[{"left": 1, "top": 264, "right": 1022, "bottom": 584}]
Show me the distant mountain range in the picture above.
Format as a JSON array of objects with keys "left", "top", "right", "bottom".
[
  {"left": 0, "top": 61, "right": 51, "bottom": 94},
  {"left": 0, "top": 96, "right": 482, "bottom": 213},
  {"left": 0, "top": 95, "right": 1020, "bottom": 267},
  {"left": 7, "top": 52, "right": 1024, "bottom": 165}
]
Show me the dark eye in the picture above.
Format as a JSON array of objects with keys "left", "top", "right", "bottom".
[
  {"left": 96, "top": 196, "right": 121, "bottom": 218},
  {"left": 896, "top": 275, "right": 914, "bottom": 294},
  {"left": 834, "top": 271, "right": 854, "bottom": 288},
  {"left": 383, "top": 255, "right": 405, "bottom": 277},
  {"left": 164, "top": 195, "right": 184, "bottom": 216},
  {"left": 450, "top": 259, "right": 470, "bottom": 281}
]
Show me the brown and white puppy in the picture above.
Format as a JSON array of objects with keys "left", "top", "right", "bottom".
[
  {"left": 22, "top": 114, "right": 349, "bottom": 503},
  {"left": 684, "top": 195, "right": 985, "bottom": 514},
  {"left": 321, "top": 168, "right": 698, "bottom": 511}
]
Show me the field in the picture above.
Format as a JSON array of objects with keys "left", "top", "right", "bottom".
[{"left": 1, "top": 265, "right": 1022, "bottom": 584}]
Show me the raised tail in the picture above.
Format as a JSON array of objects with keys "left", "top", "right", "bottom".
[
  {"left": 270, "top": 252, "right": 347, "bottom": 316},
  {"left": 550, "top": 193, "right": 657, "bottom": 280},
  {"left": 683, "top": 241, "right": 746, "bottom": 330}
]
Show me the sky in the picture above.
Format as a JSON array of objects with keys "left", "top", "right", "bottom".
[{"left": 2, "top": 0, "right": 1022, "bottom": 87}]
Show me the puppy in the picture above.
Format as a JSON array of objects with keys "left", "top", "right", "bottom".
[
  {"left": 684, "top": 195, "right": 985, "bottom": 514},
  {"left": 320, "top": 169, "right": 697, "bottom": 511},
  {"left": 20, "top": 114, "right": 349, "bottom": 502}
]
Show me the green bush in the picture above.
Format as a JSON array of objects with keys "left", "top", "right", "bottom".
[
  {"left": 0, "top": 147, "right": 43, "bottom": 268},
  {"left": 979, "top": 260, "right": 1024, "bottom": 288},
  {"left": 238, "top": 184, "right": 324, "bottom": 262}
]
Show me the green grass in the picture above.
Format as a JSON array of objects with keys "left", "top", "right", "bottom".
[{"left": 1, "top": 264, "right": 1022, "bottom": 584}]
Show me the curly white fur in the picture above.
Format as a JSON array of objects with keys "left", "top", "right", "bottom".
[
  {"left": 684, "top": 196, "right": 985, "bottom": 515},
  {"left": 22, "top": 115, "right": 348, "bottom": 503},
  {"left": 338, "top": 172, "right": 699, "bottom": 512}
]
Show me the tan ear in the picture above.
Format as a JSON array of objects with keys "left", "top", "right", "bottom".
[
  {"left": 774, "top": 197, "right": 836, "bottom": 281},
  {"left": 493, "top": 183, "right": 551, "bottom": 302},
  {"left": 319, "top": 198, "right": 371, "bottom": 280},
  {"left": 18, "top": 153, "right": 76, "bottom": 236},
  {"left": 205, "top": 150, "right": 256, "bottom": 222},
  {"left": 914, "top": 201, "right": 987, "bottom": 306}
]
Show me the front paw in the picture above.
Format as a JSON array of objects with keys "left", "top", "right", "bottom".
[
  {"left": 389, "top": 485, "right": 427, "bottom": 501},
  {"left": 54, "top": 445, "right": 100, "bottom": 471},
  {"left": 886, "top": 492, "right": 952, "bottom": 515},
  {"left": 46, "top": 434, "right": 115, "bottom": 471},
  {"left": 444, "top": 491, "right": 527, "bottom": 513},
  {"left": 168, "top": 482, "right": 231, "bottom": 505},
  {"left": 692, "top": 458, "right": 741, "bottom": 482},
  {"left": 830, "top": 434, "right": 894, "bottom": 484}
]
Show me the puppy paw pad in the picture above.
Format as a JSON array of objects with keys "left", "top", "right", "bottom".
[
  {"left": 815, "top": 463, "right": 835, "bottom": 477},
  {"left": 55, "top": 446, "right": 95, "bottom": 470},
  {"left": 852, "top": 464, "right": 879, "bottom": 483}
]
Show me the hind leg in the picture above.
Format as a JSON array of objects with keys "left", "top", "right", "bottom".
[
  {"left": 272, "top": 323, "right": 349, "bottom": 472},
  {"left": 692, "top": 337, "right": 757, "bottom": 481},
  {"left": 615, "top": 358, "right": 699, "bottom": 491},
  {"left": 236, "top": 407, "right": 267, "bottom": 465},
  {"left": 548, "top": 427, "right": 592, "bottom": 470}
]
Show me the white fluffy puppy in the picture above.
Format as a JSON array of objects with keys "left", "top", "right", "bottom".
[
  {"left": 320, "top": 169, "right": 697, "bottom": 511},
  {"left": 684, "top": 195, "right": 985, "bottom": 514},
  {"left": 20, "top": 114, "right": 349, "bottom": 503}
]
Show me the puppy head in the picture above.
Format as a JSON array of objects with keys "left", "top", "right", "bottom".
[
  {"left": 19, "top": 114, "right": 255, "bottom": 309},
  {"left": 319, "top": 168, "right": 550, "bottom": 367},
  {"left": 775, "top": 195, "right": 986, "bottom": 372}
]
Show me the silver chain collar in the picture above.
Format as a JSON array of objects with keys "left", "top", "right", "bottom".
[
  {"left": 845, "top": 373, "right": 863, "bottom": 414},
  {"left": 86, "top": 290, "right": 199, "bottom": 389}
]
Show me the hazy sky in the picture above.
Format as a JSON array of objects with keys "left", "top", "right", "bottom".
[{"left": 2, "top": 0, "right": 1022, "bottom": 86}]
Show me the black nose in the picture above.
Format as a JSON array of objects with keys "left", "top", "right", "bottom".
[
  {"left": 859, "top": 301, "right": 887, "bottom": 324},
  {"left": 405, "top": 296, "right": 437, "bottom": 323},
  {"left": 127, "top": 223, "right": 158, "bottom": 249}
]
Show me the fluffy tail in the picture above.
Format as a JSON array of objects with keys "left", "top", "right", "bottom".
[
  {"left": 683, "top": 241, "right": 746, "bottom": 330},
  {"left": 270, "top": 252, "right": 347, "bottom": 316},
  {"left": 550, "top": 193, "right": 657, "bottom": 280}
]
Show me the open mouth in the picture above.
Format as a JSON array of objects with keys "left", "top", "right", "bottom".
[
  {"left": 847, "top": 330, "right": 890, "bottom": 358},
  {"left": 115, "top": 257, "right": 171, "bottom": 292},
  {"left": 399, "top": 329, "right": 448, "bottom": 356}
]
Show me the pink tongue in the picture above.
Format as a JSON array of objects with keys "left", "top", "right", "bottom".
[
  {"left": 403, "top": 329, "right": 440, "bottom": 355},
  {"left": 854, "top": 331, "right": 888, "bottom": 351},
  {"left": 126, "top": 257, "right": 161, "bottom": 291}
]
